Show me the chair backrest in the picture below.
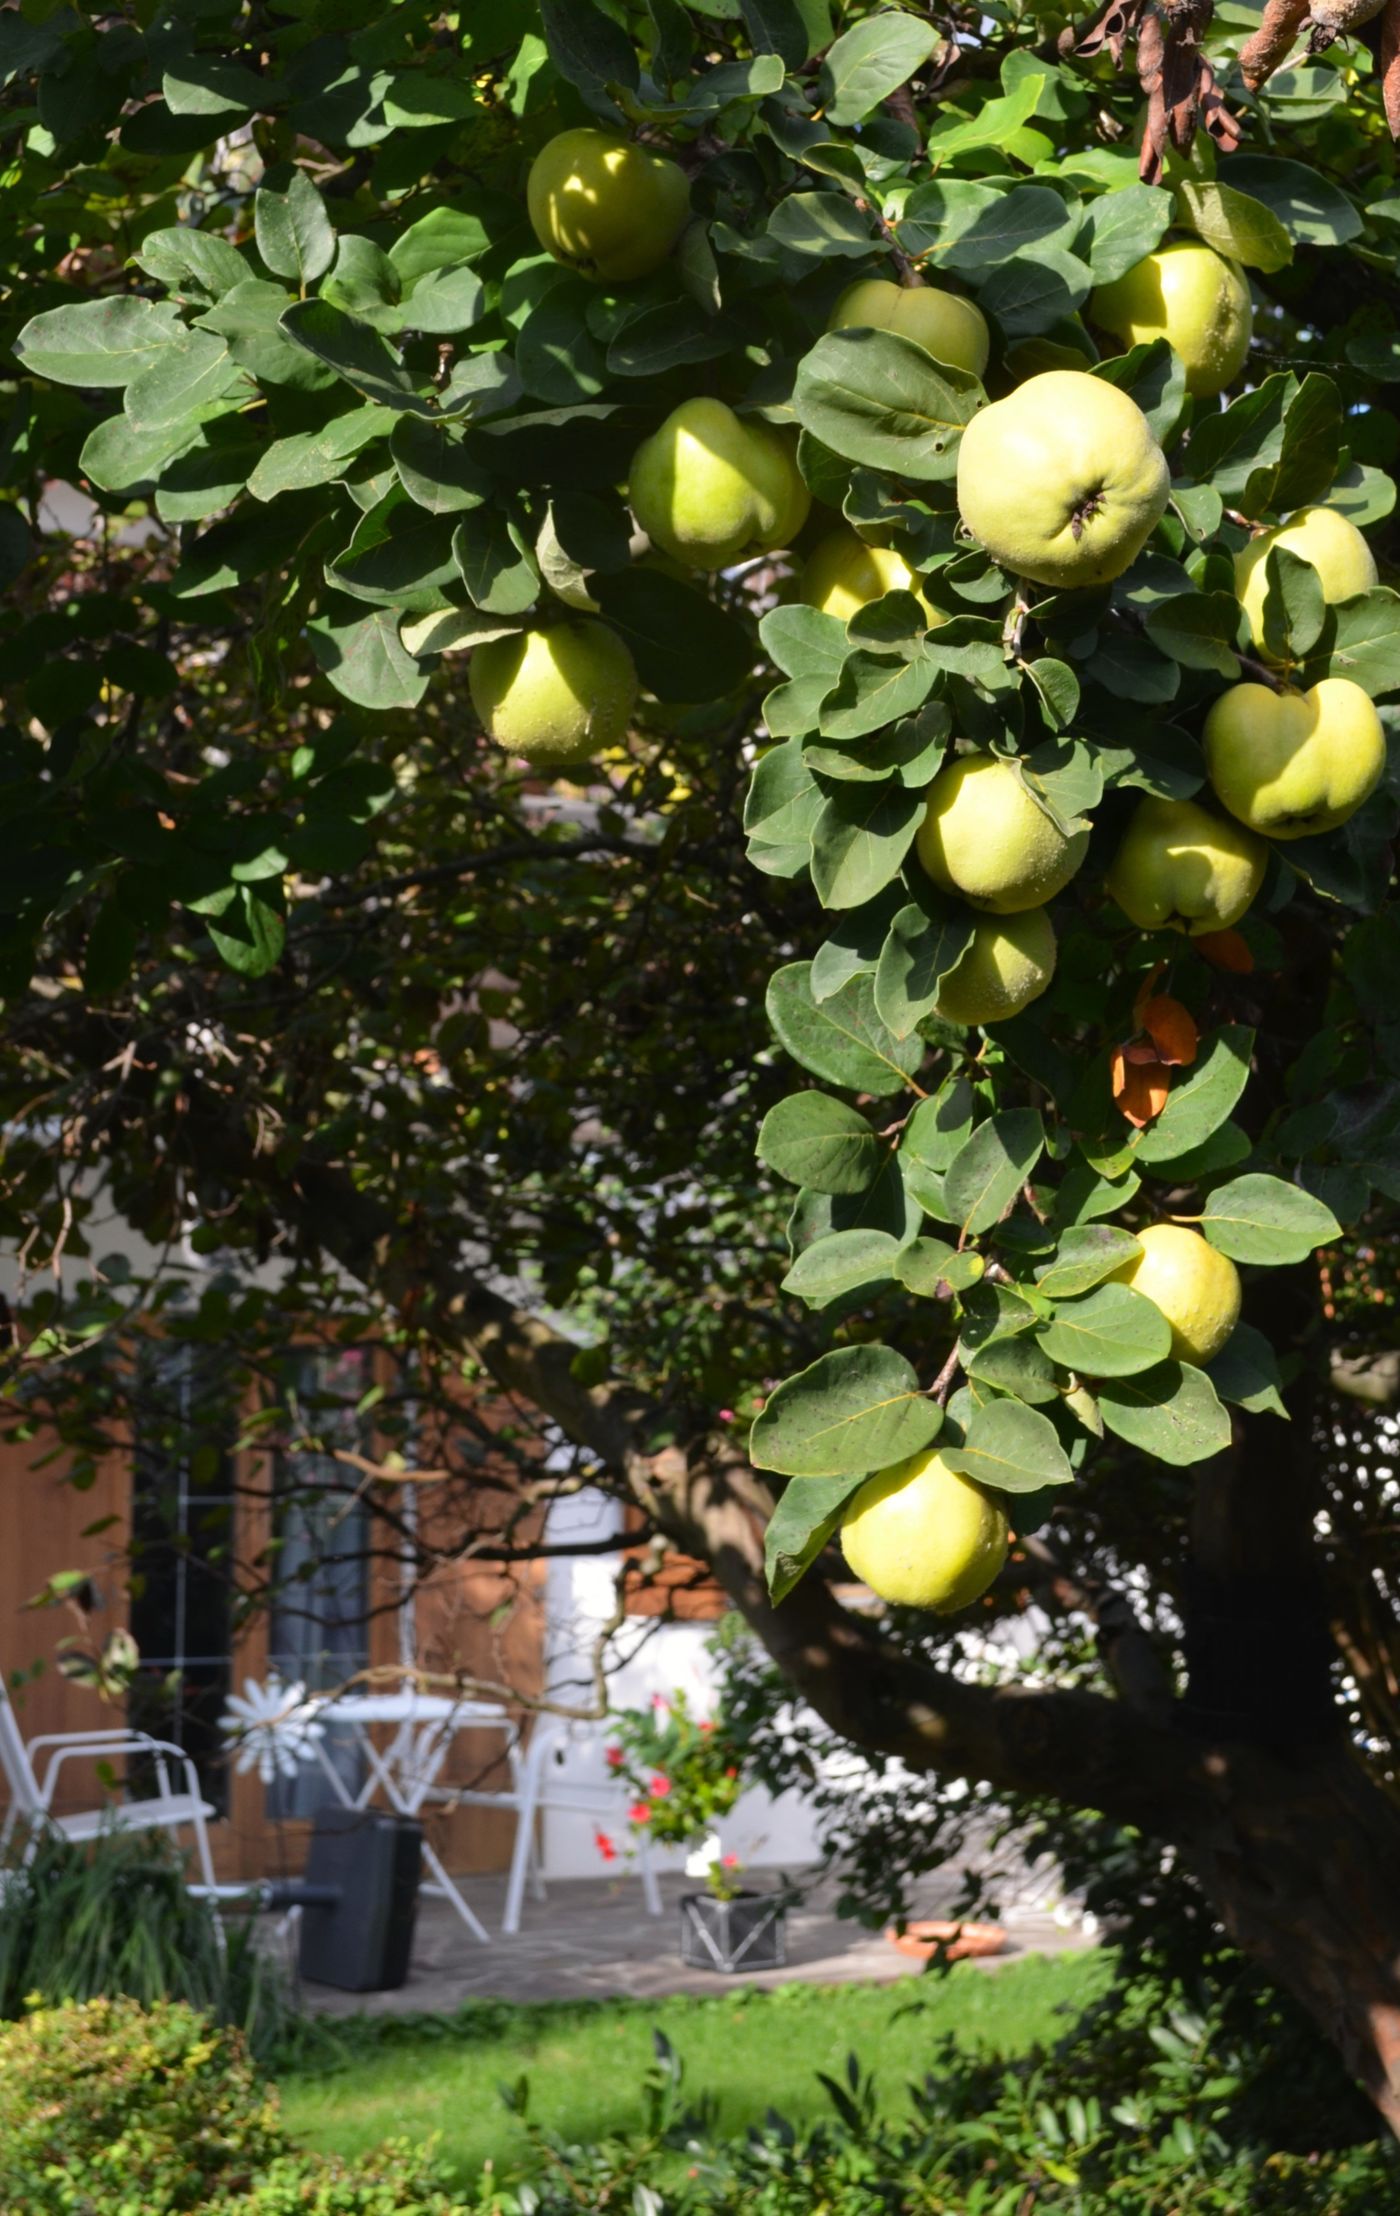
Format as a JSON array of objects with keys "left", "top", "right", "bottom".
[{"left": 0, "top": 1676, "right": 40, "bottom": 1814}]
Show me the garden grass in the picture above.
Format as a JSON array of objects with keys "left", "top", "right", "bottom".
[{"left": 278, "top": 1947, "right": 1112, "bottom": 2182}]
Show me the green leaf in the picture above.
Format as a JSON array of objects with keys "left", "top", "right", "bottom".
[
  {"left": 873, "top": 899, "right": 975, "bottom": 1040},
  {"left": 979, "top": 248, "right": 1092, "bottom": 341},
  {"left": 757, "top": 1093, "right": 883, "bottom": 1194},
  {"left": 767, "top": 192, "right": 876, "bottom": 261},
  {"left": 280, "top": 299, "right": 434, "bottom": 413},
  {"left": 782, "top": 1228, "right": 903, "bottom": 1304},
  {"left": 195, "top": 882, "right": 286, "bottom": 978},
  {"left": 761, "top": 605, "right": 848, "bottom": 738},
  {"left": 1208, "top": 1322, "right": 1288, "bottom": 1419},
  {"left": 810, "top": 783, "right": 923, "bottom": 909},
  {"left": 1096, "top": 1362, "right": 1232, "bottom": 1464},
  {"left": 540, "top": 0, "right": 641, "bottom": 92},
  {"left": 129, "top": 227, "right": 250, "bottom": 302},
  {"left": 1314, "top": 587, "right": 1400, "bottom": 699},
  {"left": 1036, "top": 1283, "right": 1171, "bottom": 1377},
  {"left": 1034, "top": 1225, "right": 1142, "bottom": 1298},
  {"left": 943, "top": 1110, "right": 1045, "bottom": 1237},
  {"left": 925, "top": 74, "right": 1045, "bottom": 163},
  {"left": 904, "top": 1076, "right": 977, "bottom": 1173},
  {"left": 322, "top": 235, "right": 403, "bottom": 330},
  {"left": 819, "top": 13, "right": 938, "bottom": 124},
  {"left": 1199, "top": 1174, "right": 1341, "bottom": 1265},
  {"left": 750, "top": 1345, "right": 943, "bottom": 1478},
  {"left": 818, "top": 651, "right": 935, "bottom": 741},
  {"left": 1143, "top": 591, "right": 1241, "bottom": 678},
  {"left": 766, "top": 963, "right": 925, "bottom": 1096},
  {"left": 124, "top": 329, "right": 245, "bottom": 429},
  {"left": 308, "top": 604, "right": 430, "bottom": 710},
  {"left": 764, "top": 1471, "right": 867, "bottom": 1603},
  {"left": 896, "top": 1237, "right": 984, "bottom": 1296},
  {"left": 941, "top": 1399, "right": 1073, "bottom": 1495},
  {"left": 745, "top": 740, "right": 821, "bottom": 875},
  {"left": 1175, "top": 179, "right": 1291, "bottom": 273},
  {"left": 1222, "top": 157, "right": 1361, "bottom": 248},
  {"left": 390, "top": 418, "right": 492, "bottom": 514},
  {"left": 326, "top": 490, "right": 459, "bottom": 613},
  {"left": 163, "top": 56, "right": 272, "bottom": 119},
  {"left": 255, "top": 171, "right": 335, "bottom": 287},
  {"left": 1080, "top": 182, "right": 1174, "bottom": 286},
  {"left": 792, "top": 331, "right": 983, "bottom": 483},
  {"left": 607, "top": 300, "right": 736, "bottom": 376},
  {"left": 1261, "top": 544, "right": 1326, "bottom": 662},
  {"left": 900, "top": 183, "right": 1076, "bottom": 271},
  {"left": 15, "top": 297, "right": 185, "bottom": 388},
  {"left": 454, "top": 509, "right": 540, "bottom": 616},
  {"left": 964, "top": 1334, "right": 1059, "bottom": 1404},
  {"left": 249, "top": 407, "right": 395, "bottom": 501},
  {"left": 1091, "top": 338, "right": 1187, "bottom": 450},
  {"left": 1135, "top": 1026, "right": 1255, "bottom": 1166},
  {"left": 591, "top": 570, "right": 753, "bottom": 703}
]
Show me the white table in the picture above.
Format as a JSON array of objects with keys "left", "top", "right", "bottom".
[{"left": 302, "top": 1692, "right": 518, "bottom": 1944}]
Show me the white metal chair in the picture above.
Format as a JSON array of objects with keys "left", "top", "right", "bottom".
[
  {"left": 0, "top": 1675, "right": 217, "bottom": 1886},
  {"left": 500, "top": 1721, "right": 662, "bottom": 1938}
]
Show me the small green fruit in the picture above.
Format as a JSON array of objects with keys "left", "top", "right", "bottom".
[
  {"left": 1092, "top": 241, "right": 1252, "bottom": 400},
  {"left": 1105, "top": 796, "right": 1267, "bottom": 936},
  {"left": 1235, "top": 507, "right": 1378, "bottom": 658},
  {"left": 956, "top": 371, "right": 1169, "bottom": 590},
  {"left": 801, "top": 526, "right": 944, "bottom": 629},
  {"left": 526, "top": 129, "right": 690, "bottom": 285},
  {"left": 629, "top": 397, "right": 810, "bottom": 571},
  {"left": 1204, "top": 676, "right": 1386, "bottom": 840},
  {"left": 841, "top": 1448, "right": 1009, "bottom": 1612},
  {"left": 935, "top": 907, "right": 1057, "bottom": 1027},
  {"left": 1112, "top": 1223, "right": 1241, "bottom": 1366},
  {"left": 828, "top": 277, "right": 990, "bottom": 379},
  {"left": 468, "top": 621, "right": 638, "bottom": 763},
  {"left": 916, "top": 755, "right": 1088, "bottom": 914}
]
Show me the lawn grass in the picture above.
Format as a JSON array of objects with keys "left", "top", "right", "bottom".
[{"left": 278, "top": 1947, "right": 1112, "bottom": 2183}]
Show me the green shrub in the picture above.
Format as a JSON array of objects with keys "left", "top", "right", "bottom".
[
  {"left": 221, "top": 2142, "right": 473, "bottom": 2215},
  {"left": 0, "top": 1827, "right": 291, "bottom": 2057},
  {"left": 0, "top": 1995, "right": 282, "bottom": 2215}
]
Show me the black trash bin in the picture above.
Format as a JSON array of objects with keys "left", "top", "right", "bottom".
[{"left": 297, "top": 1804, "right": 423, "bottom": 1992}]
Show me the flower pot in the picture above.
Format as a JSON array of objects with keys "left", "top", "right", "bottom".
[
  {"left": 679, "top": 1888, "right": 787, "bottom": 1973},
  {"left": 884, "top": 1918, "right": 1007, "bottom": 1963}
]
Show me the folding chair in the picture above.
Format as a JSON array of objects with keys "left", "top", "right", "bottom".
[{"left": 0, "top": 1675, "right": 217, "bottom": 1886}]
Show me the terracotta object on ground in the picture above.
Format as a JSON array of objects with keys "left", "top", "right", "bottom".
[{"left": 884, "top": 1919, "right": 1007, "bottom": 1962}]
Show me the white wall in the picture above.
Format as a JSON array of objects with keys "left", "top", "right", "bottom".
[{"left": 536, "top": 1488, "right": 824, "bottom": 1879}]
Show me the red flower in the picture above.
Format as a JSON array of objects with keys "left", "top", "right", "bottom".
[
  {"left": 724, "top": 1766, "right": 738, "bottom": 1779},
  {"left": 698, "top": 1721, "right": 715, "bottom": 1735},
  {"left": 648, "top": 1772, "right": 671, "bottom": 1797},
  {"left": 594, "top": 1829, "right": 618, "bottom": 1863},
  {"left": 651, "top": 1692, "right": 668, "bottom": 1711},
  {"left": 722, "top": 1853, "right": 740, "bottom": 1868},
  {"left": 604, "top": 1745, "right": 624, "bottom": 1768},
  {"left": 628, "top": 1801, "right": 653, "bottom": 1824}
]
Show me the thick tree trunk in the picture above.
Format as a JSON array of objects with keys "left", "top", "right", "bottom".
[{"left": 1181, "top": 1743, "right": 1400, "bottom": 2137}]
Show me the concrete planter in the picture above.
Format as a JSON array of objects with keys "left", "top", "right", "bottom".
[{"left": 679, "top": 1888, "right": 786, "bottom": 1973}]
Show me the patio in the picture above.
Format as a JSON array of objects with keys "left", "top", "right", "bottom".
[{"left": 298, "top": 1865, "right": 1097, "bottom": 2016}]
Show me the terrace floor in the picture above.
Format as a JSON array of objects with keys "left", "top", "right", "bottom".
[{"left": 299, "top": 1865, "right": 1096, "bottom": 2016}]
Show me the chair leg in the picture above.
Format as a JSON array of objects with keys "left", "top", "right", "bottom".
[
  {"left": 639, "top": 1836, "right": 663, "bottom": 1917},
  {"left": 503, "top": 1792, "right": 541, "bottom": 1938},
  {"left": 188, "top": 1806, "right": 217, "bottom": 1891},
  {"left": 527, "top": 1827, "right": 548, "bottom": 1903}
]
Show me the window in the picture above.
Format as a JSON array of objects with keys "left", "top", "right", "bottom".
[
  {"left": 129, "top": 1345, "right": 236, "bottom": 1815},
  {"left": 265, "top": 1348, "right": 373, "bottom": 1820}
]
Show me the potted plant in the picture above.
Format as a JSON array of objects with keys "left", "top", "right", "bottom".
[{"left": 599, "top": 1690, "right": 788, "bottom": 1973}]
